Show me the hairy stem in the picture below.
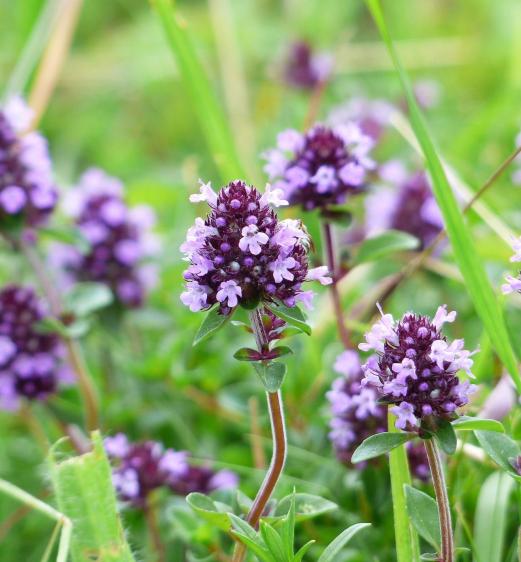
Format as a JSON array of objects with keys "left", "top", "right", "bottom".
[
  {"left": 19, "top": 240, "right": 100, "bottom": 431},
  {"left": 322, "top": 222, "right": 351, "bottom": 348},
  {"left": 424, "top": 439, "right": 454, "bottom": 562},
  {"left": 232, "top": 309, "right": 288, "bottom": 562}
]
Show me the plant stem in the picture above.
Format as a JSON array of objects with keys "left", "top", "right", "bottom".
[
  {"left": 232, "top": 309, "right": 288, "bottom": 562},
  {"left": 424, "top": 439, "right": 454, "bottom": 562},
  {"left": 322, "top": 222, "right": 351, "bottom": 348},
  {"left": 144, "top": 497, "right": 166, "bottom": 562},
  {"left": 19, "top": 240, "right": 100, "bottom": 431}
]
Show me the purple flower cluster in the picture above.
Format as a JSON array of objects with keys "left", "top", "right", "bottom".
[
  {"left": 0, "top": 97, "right": 57, "bottom": 231},
  {"left": 104, "top": 433, "right": 238, "bottom": 508},
  {"left": 327, "top": 350, "right": 430, "bottom": 480},
  {"left": 0, "top": 285, "right": 69, "bottom": 410},
  {"left": 501, "top": 235, "right": 521, "bottom": 295},
  {"left": 56, "top": 168, "right": 158, "bottom": 308},
  {"left": 283, "top": 41, "right": 332, "bottom": 90},
  {"left": 180, "top": 179, "right": 330, "bottom": 314},
  {"left": 359, "top": 305, "right": 477, "bottom": 430},
  {"left": 263, "top": 124, "right": 374, "bottom": 211},
  {"left": 366, "top": 163, "right": 443, "bottom": 249},
  {"left": 327, "top": 350, "right": 387, "bottom": 464}
]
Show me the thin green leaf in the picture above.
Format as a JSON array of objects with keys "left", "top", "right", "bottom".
[
  {"left": 260, "top": 521, "right": 286, "bottom": 561},
  {"left": 266, "top": 303, "right": 311, "bottom": 335},
  {"left": 474, "top": 472, "right": 515, "bottom": 562},
  {"left": 404, "top": 485, "right": 441, "bottom": 551},
  {"left": 317, "top": 523, "right": 371, "bottom": 562},
  {"left": 293, "top": 540, "right": 315, "bottom": 562},
  {"left": 186, "top": 493, "right": 231, "bottom": 531},
  {"left": 475, "top": 430, "right": 520, "bottom": 474},
  {"left": 351, "top": 432, "right": 415, "bottom": 463},
  {"left": 282, "top": 492, "right": 296, "bottom": 560},
  {"left": 387, "top": 411, "right": 421, "bottom": 562},
  {"left": 354, "top": 230, "right": 419, "bottom": 265},
  {"left": 229, "top": 514, "right": 272, "bottom": 561},
  {"left": 193, "top": 307, "right": 230, "bottom": 346},
  {"left": 452, "top": 416, "right": 504, "bottom": 433},
  {"left": 151, "top": 0, "right": 243, "bottom": 181},
  {"left": 365, "top": 0, "right": 521, "bottom": 393},
  {"left": 273, "top": 493, "right": 337, "bottom": 521}
]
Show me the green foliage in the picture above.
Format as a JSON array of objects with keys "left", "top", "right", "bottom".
[
  {"left": 63, "top": 282, "right": 114, "bottom": 317},
  {"left": 404, "top": 485, "right": 441, "bottom": 551},
  {"left": 252, "top": 361, "right": 287, "bottom": 392},
  {"left": 451, "top": 416, "right": 505, "bottom": 433},
  {"left": 352, "top": 432, "right": 416, "bottom": 463},
  {"left": 193, "top": 306, "right": 230, "bottom": 346},
  {"left": 353, "top": 230, "right": 419, "bottom": 265},
  {"left": 475, "top": 430, "right": 520, "bottom": 477},
  {"left": 265, "top": 303, "right": 312, "bottom": 335},
  {"left": 48, "top": 432, "right": 136, "bottom": 562}
]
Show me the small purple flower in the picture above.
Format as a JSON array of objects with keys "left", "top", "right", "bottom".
[
  {"left": 502, "top": 235, "right": 521, "bottom": 296},
  {"left": 0, "top": 97, "right": 58, "bottom": 231},
  {"left": 359, "top": 305, "right": 478, "bottom": 430},
  {"left": 327, "top": 350, "right": 430, "bottom": 480},
  {"left": 365, "top": 167, "right": 443, "bottom": 249},
  {"left": 105, "top": 434, "right": 238, "bottom": 508},
  {"left": 263, "top": 124, "right": 374, "bottom": 211},
  {"left": 56, "top": 168, "right": 158, "bottom": 308},
  {"left": 283, "top": 41, "right": 332, "bottom": 90},
  {"left": 180, "top": 179, "right": 324, "bottom": 314},
  {"left": 0, "top": 285, "right": 69, "bottom": 409}
]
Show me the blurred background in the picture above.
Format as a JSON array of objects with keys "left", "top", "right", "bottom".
[{"left": 1, "top": 0, "right": 521, "bottom": 560}]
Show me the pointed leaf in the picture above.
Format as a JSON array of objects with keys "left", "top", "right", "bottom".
[
  {"left": 475, "top": 430, "right": 520, "bottom": 473},
  {"left": 266, "top": 303, "right": 311, "bottom": 335},
  {"left": 354, "top": 230, "right": 419, "bottom": 265},
  {"left": 186, "top": 493, "right": 231, "bottom": 531},
  {"left": 253, "top": 362, "right": 287, "bottom": 392},
  {"left": 404, "top": 485, "right": 441, "bottom": 550},
  {"left": 282, "top": 493, "right": 296, "bottom": 560},
  {"left": 228, "top": 514, "right": 272, "bottom": 561},
  {"left": 233, "top": 347, "right": 261, "bottom": 362},
  {"left": 273, "top": 493, "right": 337, "bottom": 521},
  {"left": 433, "top": 419, "right": 457, "bottom": 455},
  {"left": 269, "top": 346, "right": 293, "bottom": 359},
  {"left": 293, "top": 540, "right": 316, "bottom": 562},
  {"left": 351, "top": 432, "right": 415, "bottom": 463},
  {"left": 318, "top": 523, "right": 371, "bottom": 562},
  {"left": 452, "top": 416, "right": 504, "bottom": 433},
  {"left": 260, "top": 521, "right": 286, "bottom": 561},
  {"left": 193, "top": 307, "right": 230, "bottom": 346}
]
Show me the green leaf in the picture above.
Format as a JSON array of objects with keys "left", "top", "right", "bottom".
[
  {"left": 404, "top": 485, "right": 441, "bottom": 550},
  {"left": 475, "top": 430, "right": 520, "bottom": 474},
  {"left": 419, "top": 554, "right": 438, "bottom": 561},
  {"left": 452, "top": 416, "right": 505, "bottom": 433},
  {"left": 387, "top": 411, "right": 421, "bottom": 562},
  {"left": 193, "top": 307, "right": 230, "bottom": 346},
  {"left": 36, "top": 317, "right": 91, "bottom": 340},
  {"left": 317, "top": 523, "right": 371, "bottom": 562},
  {"left": 151, "top": 0, "right": 244, "bottom": 181},
  {"left": 351, "top": 432, "right": 415, "bottom": 463},
  {"left": 353, "top": 230, "right": 419, "bottom": 265},
  {"left": 270, "top": 346, "right": 293, "bottom": 359},
  {"left": 282, "top": 493, "right": 296, "bottom": 560},
  {"left": 63, "top": 283, "right": 113, "bottom": 317},
  {"left": 433, "top": 419, "right": 457, "bottom": 455},
  {"left": 266, "top": 303, "right": 311, "bottom": 335},
  {"left": 186, "top": 493, "right": 231, "bottom": 531},
  {"left": 320, "top": 208, "right": 353, "bottom": 226},
  {"left": 474, "top": 472, "right": 515, "bottom": 562},
  {"left": 228, "top": 514, "right": 272, "bottom": 562},
  {"left": 365, "top": 0, "right": 521, "bottom": 393},
  {"left": 293, "top": 540, "right": 316, "bottom": 562},
  {"left": 273, "top": 493, "right": 337, "bottom": 521},
  {"left": 260, "top": 521, "right": 286, "bottom": 561},
  {"left": 48, "top": 432, "right": 136, "bottom": 562},
  {"left": 253, "top": 362, "right": 287, "bottom": 392},
  {"left": 233, "top": 347, "right": 260, "bottom": 361},
  {"left": 39, "top": 226, "right": 91, "bottom": 254}
]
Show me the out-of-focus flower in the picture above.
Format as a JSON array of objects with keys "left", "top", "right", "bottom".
[
  {"left": 0, "top": 285, "right": 69, "bottom": 410},
  {"left": 501, "top": 235, "right": 521, "bottom": 296},
  {"left": 180, "top": 179, "right": 328, "bottom": 314},
  {"left": 263, "top": 125, "right": 374, "bottom": 211},
  {"left": 360, "top": 305, "right": 477, "bottom": 430},
  {"left": 283, "top": 41, "right": 332, "bottom": 90},
  {"left": 104, "top": 434, "right": 237, "bottom": 508},
  {"left": 327, "top": 350, "right": 430, "bottom": 480},
  {"left": 366, "top": 165, "right": 443, "bottom": 249},
  {"left": 0, "top": 97, "right": 57, "bottom": 232},
  {"left": 56, "top": 168, "right": 158, "bottom": 308},
  {"left": 479, "top": 375, "right": 516, "bottom": 421},
  {"left": 413, "top": 80, "right": 441, "bottom": 110}
]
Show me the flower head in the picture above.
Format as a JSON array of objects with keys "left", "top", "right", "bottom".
[
  {"left": 0, "top": 97, "right": 57, "bottom": 232},
  {"left": 365, "top": 167, "right": 443, "bottom": 249},
  {"left": 55, "top": 168, "right": 158, "bottom": 308},
  {"left": 283, "top": 41, "right": 332, "bottom": 90},
  {"left": 0, "top": 285, "right": 69, "bottom": 410},
  {"left": 359, "top": 305, "right": 477, "bottom": 430},
  {"left": 263, "top": 124, "right": 374, "bottom": 211},
  {"left": 327, "top": 350, "right": 430, "bottom": 480},
  {"left": 105, "top": 434, "right": 237, "bottom": 508},
  {"left": 181, "top": 179, "right": 326, "bottom": 314}
]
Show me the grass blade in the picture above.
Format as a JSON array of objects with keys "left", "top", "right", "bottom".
[
  {"left": 387, "top": 411, "right": 421, "bottom": 562},
  {"left": 365, "top": 0, "right": 521, "bottom": 393},
  {"left": 151, "top": 0, "right": 244, "bottom": 182}
]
